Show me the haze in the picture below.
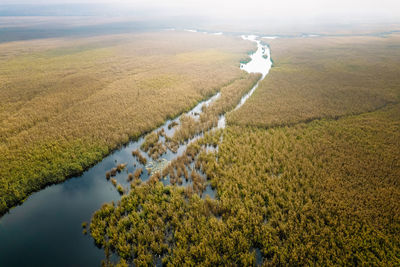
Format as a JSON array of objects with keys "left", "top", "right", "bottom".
[{"left": 1, "top": 0, "right": 400, "bottom": 23}]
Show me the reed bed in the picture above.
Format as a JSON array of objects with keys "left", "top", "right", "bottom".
[
  {"left": 90, "top": 34, "right": 400, "bottom": 265},
  {"left": 0, "top": 31, "right": 253, "bottom": 215},
  {"left": 228, "top": 34, "right": 400, "bottom": 127}
]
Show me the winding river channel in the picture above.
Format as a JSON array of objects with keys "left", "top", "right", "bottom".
[{"left": 0, "top": 32, "right": 272, "bottom": 266}]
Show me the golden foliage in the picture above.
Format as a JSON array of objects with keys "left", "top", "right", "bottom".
[
  {"left": 91, "top": 104, "right": 400, "bottom": 265},
  {"left": 89, "top": 35, "right": 400, "bottom": 265},
  {"left": 0, "top": 31, "right": 253, "bottom": 215},
  {"left": 228, "top": 35, "right": 400, "bottom": 127},
  {"left": 132, "top": 150, "right": 147, "bottom": 165},
  {"left": 168, "top": 73, "right": 260, "bottom": 146}
]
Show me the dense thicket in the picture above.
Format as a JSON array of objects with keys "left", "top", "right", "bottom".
[
  {"left": 90, "top": 34, "right": 400, "bottom": 266},
  {"left": 167, "top": 73, "right": 260, "bottom": 148},
  {"left": 0, "top": 32, "right": 254, "bottom": 215},
  {"left": 91, "top": 104, "right": 400, "bottom": 266},
  {"left": 228, "top": 35, "right": 400, "bottom": 127}
]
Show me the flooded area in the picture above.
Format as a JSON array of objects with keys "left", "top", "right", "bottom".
[{"left": 0, "top": 32, "right": 271, "bottom": 267}]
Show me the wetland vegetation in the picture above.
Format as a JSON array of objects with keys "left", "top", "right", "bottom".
[
  {"left": 167, "top": 73, "right": 260, "bottom": 147},
  {"left": 90, "top": 34, "right": 400, "bottom": 266},
  {"left": 1, "top": 12, "right": 399, "bottom": 266},
  {"left": 92, "top": 100, "right": 400, "bottom": 265},
  {"left": 228, "top": 35, "right": 400, "bottom": 127},
  {"left": 0, "top": 31, "right": 254, "bottom": 215}
]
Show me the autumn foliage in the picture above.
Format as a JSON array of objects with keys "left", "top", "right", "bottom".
[{"left": 90, "top": 34, "right": 400, "bottom": 265}]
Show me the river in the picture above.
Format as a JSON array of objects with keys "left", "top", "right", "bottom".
[{"left": 0, "top": 32, "right": 272, "bottom": 266}]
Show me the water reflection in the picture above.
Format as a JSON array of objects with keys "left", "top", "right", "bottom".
[{"left": 0, "top": 31, "right": 272, "bottom": 267}]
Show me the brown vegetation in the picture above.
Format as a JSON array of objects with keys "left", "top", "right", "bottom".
[
  {"left": 110, "top": 168, "right": 117, "bottom": 177},
  {"left": 90, "top": 34, "right": 400, "bottom": 265},
  {"left": 228, "top": 34, "right": 400, "bottom": 127},
  {"left": 149, "top": 143, "right": 167, "bottom": 160},
  {"left": 168, "top": 121, "right": 179, "bottom": 129},
  {"left": 133, "top": 168, "right": 143, "bottom": 180},
  {"left": 91, "top": 103, "right": 400, "bottom": 266},
  {"left": 168, "top": 73, "right": 260, "bottom": 147},
  {"left": 0, "top": 31, "right": 253, "bottom": 215},
  {"left": 132, "top": 150, "right": 147, "bottom": 165},
  {"left": 116, "top": 163, "right": 127, "bottom": 172},
  {"left": 140, "top": 132, "right": 159, "bottom": 152},
  {"left": 161, "top": 130, "right": 222, "bottom": 194}
]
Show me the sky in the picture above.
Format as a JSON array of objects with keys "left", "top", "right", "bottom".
[{"left": 1, "top": 0, "right": 400, "bottom": 24}]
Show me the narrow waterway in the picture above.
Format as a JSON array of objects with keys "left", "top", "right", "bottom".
[{"left": 0, "top": 33, "right": 272, "bottom": 267}]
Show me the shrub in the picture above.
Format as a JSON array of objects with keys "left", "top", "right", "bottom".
[
  {"left": 134, "top": 168, "right": 143, "bottom": 180},
  {"left": 168, "top": 121, "right": 178, "bottom": 129},
  {"left": 117, "top": 163, "right": 127, "bottom": 172},
  {"left": 116, "top": 184, "right": 124, "bottom": 195},
  {"left": 110, "top": 168, "right": 117, "bottom": 177},
  {"left": 132, "top": 150, "right": 147, "bottom": 165}
]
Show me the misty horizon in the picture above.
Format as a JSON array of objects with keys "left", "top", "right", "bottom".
[{"left": 1, "top": 1, "right": 400, "bottom": 24}]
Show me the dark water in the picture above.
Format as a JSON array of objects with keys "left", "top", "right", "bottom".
[
  {"left": 0, "top": 132, "right": 152, "bottom": 266},
  {"left": 0, "top": 160, "right": 116, "bottom": 266},
  {"left": 0, "top": 33, "right": 271, "bottom": 267},
  {"left": 0, "top": 94, "right": 219, "bottom": 267}
]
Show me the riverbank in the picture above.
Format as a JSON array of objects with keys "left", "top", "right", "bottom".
[
  {"left": 0, "top": 31, "right": 270, "bottom": 266},
  {"left": 89, "top": 32, "right": 400, "bottom": 266},
  {"left": 0, "top": 30, "right": 253, "bottom": 216}
]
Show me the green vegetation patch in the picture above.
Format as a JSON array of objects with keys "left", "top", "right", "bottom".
[
  {"left": 90, "top": 34, "right": 400, "bottom": 265},
  {"left": 91, "top": 103, "right": 400, "bottom": 265}
]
